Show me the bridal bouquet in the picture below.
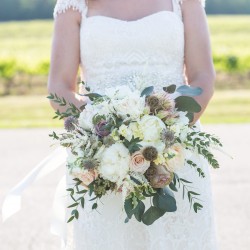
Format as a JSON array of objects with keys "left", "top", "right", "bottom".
[{"left": 47, "top": 82, "right": 222, "bottom": 225}]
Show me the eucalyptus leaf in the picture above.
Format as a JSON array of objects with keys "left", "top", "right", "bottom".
[
  {"left": 124, "top": 217, "right": 130, "bottom": 223},
  {"left": 124, "top": 198, "right": 134, "bottom": 219},
  {"left": 92, "top": 203, "right": 98, "bottom": 209},
  {"left": 67, "top": 216, "right": 75, "bottom": 223},
  {"left": 67, "top": 203, "right": 78, "bottom": 208},
  {"left": 175, "top": 96, "right": 202, "bottom": 113},
  {"left": 80, "top": 198, "right": 85, "bottom": 209},
  {"left": 141, "top": 206, "right": 165, "bottom": 225},
  {"left": 83, "top": 93, "right": 102, "bottom": 101},
  {"left": 141, "top": 86, "right": 154, "bottom": 97},
  {"left": 163, "top": 84, "right": 176, "bottom": 93},
  {"left": 153, "top": 188, "right": 177, "bottom": 212},
  {"left": 133, "top": 201, "right": 146, "bottom": 222},
  {"left": 193, "top": 202, "right": 203, "bottom": 213},
  {"left": 169, "top": 182, "right": 178, "bottom": 192},
  {"left": 186, "top": 112, "right": 194, "bottom": 123},
  {"left": 176, "top": 85, "right": 203, "bottom": 96},
  {"left": 130, "top": 175, "right": 142, "bottom": 185}
]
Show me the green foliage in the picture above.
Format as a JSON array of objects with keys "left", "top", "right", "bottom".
[
  {"left": 176, "top": 85, "right": 203, "bottom": 97},
  {"left": 174, "top": 174, "right": 203, "bottom": 213},
  {"left": 0, "top": 59, "right": 17, "bottom": 79},
  {"left": 140, "top": 86, "right": 154, "bottom": 97},
  {"left": 47, "top": 93, "right": 83, "bottom": 119},
  {"left": 186, "top": 131, "right": 222, "bottom": 169},
  {"left": 123, "top": 136, "right": 143, "bottom": 154}
]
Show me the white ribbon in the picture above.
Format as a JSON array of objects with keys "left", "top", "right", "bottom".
[{"left": 2, "top": 146, "right": 68, "bottom": 248}]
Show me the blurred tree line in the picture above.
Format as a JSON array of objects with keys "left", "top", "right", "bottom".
[{"left": 0, "top": 0, "right": 250, "bottom": 21}]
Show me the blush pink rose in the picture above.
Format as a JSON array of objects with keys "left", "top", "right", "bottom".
[
  {"left": 130, "top": 151, "right": 150, "bottom": 173},
  {"left": 73, "top": 169, "right": 98, "bottom": 187}
]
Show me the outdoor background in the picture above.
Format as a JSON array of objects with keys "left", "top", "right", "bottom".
[{"left": 0, "top": 0, "right": 250, "bottom": 250}]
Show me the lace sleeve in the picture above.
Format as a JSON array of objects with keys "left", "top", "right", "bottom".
[
  {"left": 53, "top": 0, "right": 87, "bottom": 19},
  {"left": 178, "top": 0, "right": 206, "bottom": 8}
]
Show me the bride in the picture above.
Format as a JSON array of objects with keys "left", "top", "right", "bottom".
[{"left": 47, "top": 0, "right": 217, "bottom": 249}]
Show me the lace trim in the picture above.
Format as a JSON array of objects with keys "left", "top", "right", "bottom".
[{"left": 53, "top": 0, "right": 87, "bottom": 19}]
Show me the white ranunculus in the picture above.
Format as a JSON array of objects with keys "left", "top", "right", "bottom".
[
  {"left": 78, "top": 103, "right": 95, "bottom": 130},
  {"left": 139, "top": 115, "right": 166, "bottom": 142},
  {"left": 98, "top": 143, "right": 130, "bottom": 182},
  {"left": 166, "top": 143, "right": 185, "bottom": 172}
]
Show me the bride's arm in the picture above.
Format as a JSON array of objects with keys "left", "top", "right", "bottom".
[
  {"left": 181, "top": 0, "right": 216, "bottom": 124},
  {"left": 47, "top": 8, "right": 87, "bottom": 113}
]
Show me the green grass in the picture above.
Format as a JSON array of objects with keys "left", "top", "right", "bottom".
[
  {"left": 200, "top": 90, "right": 250, "bottom": 124},
  {"left": 0, "top": 90, "right": 249, "bottom": 128},
  {"left": 0, "top": 95, "right": 63, "bottom": 128}
]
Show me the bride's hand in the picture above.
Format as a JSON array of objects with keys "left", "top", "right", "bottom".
[{"left": 181, "top": 0, "right": 216, "bottom": 125}]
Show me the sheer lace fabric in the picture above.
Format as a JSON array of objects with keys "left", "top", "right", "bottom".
[{"left": 53, "top": 1, "right": 217, "bottom": 249}]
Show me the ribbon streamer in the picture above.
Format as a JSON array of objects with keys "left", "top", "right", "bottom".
[{"left": 2, "top": 147, "right": 68, "bottom": 247}]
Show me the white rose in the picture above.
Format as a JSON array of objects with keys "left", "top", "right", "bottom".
[
  {"left": 98, "top": 143, "right": 130, "bottom": 182},
  {"left": 139, "top": 115, "right": 166, "bottom": 142},
  {"left": 78, "top": 103, "right": 95, "bottom": 130},
  {"left": 166, "top": 143, "right": 185, "bottom": 172}
]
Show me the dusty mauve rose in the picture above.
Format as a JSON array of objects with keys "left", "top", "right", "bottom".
[
  {"left": 130, "top": 151, "right": 150, "bottom": 173},
  {"left": 145, "top": 164, "right": 174, "bottom": 188},
  {"left": 95, "top": 120, "right": 110, "bottom": 137},
  {"left": 72, "top": 169, "right": 98, "bottom": 187}
]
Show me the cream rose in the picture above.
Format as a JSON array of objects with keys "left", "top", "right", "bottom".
[
  {"left": 166, "top": 143, "right": 185, "bottom": 172},
  {"left": 130, "top": 151, "right": 150, "bottom": 173},
  {"left": 72, "top": 169, "right": 98, "bottom": 187},
  {"left": 98, "top": 143, "right": 130, "bottom": 182}
]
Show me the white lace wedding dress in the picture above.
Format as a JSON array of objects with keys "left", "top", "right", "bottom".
[{"left": 53, "top": 0, "right": 218, "bottom": 249}]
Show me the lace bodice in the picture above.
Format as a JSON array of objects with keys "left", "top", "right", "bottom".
[{"left": 54, "top": 0, "right": 206, "bottom": 93}]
